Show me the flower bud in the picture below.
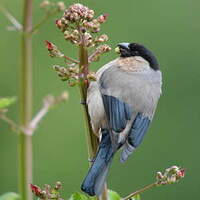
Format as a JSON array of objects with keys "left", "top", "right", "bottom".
[
  {"left": 68, "top": 78, "right": 78, "bottom": 87},
  {"left": 45, "top": 41, "right": 64, "bottom": 58},
  {"left": 87, "top": 72, "right": 97, "bottom": 81},
  {"left": 30, "top": 184, "right": 42, "bottom": 197},
  {"left": 156, "top": 172, "right": 164, "bottom": 180},
  {"left": 55, "top": 19, "right": 62, "bottom": 29},
  {"left": 97, "top": 13, "right": 108, "bottom": 23},
  {"left": 95, "top": 34, "right": 108, "bottom": 43},
  {"left": 57, "top": 2, "right": 65, "bottom": 11},
  {"left": 55, "top": 181, "right": 62, "bottom": 190}
]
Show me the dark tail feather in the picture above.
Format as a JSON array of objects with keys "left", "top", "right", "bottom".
[{"left": 81, "top": 129, "right": 114, "bottom": 196}]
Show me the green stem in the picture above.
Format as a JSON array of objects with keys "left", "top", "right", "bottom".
[
  {"left": 78, "top": 44, "right": 99, "bottom": 158},
  {"left": 78, "top": 44, "right": 108, "bottom": 200},
  {"left": 19, "top": 0, "right": 33, "bottom": 199},
  {"left": 122, "top": 182, "right": 157, "bottom": 200}
]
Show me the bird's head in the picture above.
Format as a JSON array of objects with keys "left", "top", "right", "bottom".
[{"left": 115, "top": 43, "right": 159, "bottom": 70}]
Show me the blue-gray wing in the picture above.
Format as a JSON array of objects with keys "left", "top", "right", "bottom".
[
  {"left": 102, "top": 95, "right": 132, "bottom": 133},
  {"left": 98, "top": 63, "right": 162, "bottom": 160},
  {"left": 120, "top": 113, "right": 150, "bottom": 163}
]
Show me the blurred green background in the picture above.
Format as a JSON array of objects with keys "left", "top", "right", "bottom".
[{"left": 0, "top": 0, "right": 200, "bottom": 199}]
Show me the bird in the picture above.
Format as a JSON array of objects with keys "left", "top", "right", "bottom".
[{"left": 81, "top": 43, "right": 162, "bottom": 196}]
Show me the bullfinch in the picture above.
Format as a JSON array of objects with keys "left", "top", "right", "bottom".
[{"left": 81, "top": 43, "right": 162, "bottom": 196}]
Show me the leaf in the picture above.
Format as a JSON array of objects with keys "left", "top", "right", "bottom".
[
  {"left": 0, "top": 97, "right": 16, "bottom": 109},
  {"left": 131, "top": 194, "right": 141, "bottom": 200},
  {"left": 108, "top": 190, "right": 121, "bottom": 200},
  {"left": 0, "top": 192, "right": 20, "bottom": 200},
  {"left": 69, "top": 192, "right": 89, "bottom": 200}
]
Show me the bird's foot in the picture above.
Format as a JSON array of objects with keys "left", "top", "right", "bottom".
[{"left": 88, "top": 157, "right": 95, "bottom": 163}]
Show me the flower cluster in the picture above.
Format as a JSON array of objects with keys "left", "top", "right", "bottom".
[
  {"left": 46, "top": 3, "right": 111, "bottom": 87},
  {"left": 53, "top": 65, "right": 78, "bottom": 86},
  {"left": 30, "top": 182, "right": 63, "bottom": 200},
  {"left": 53, "top": 65, "right": 96, "bottom": 87},
  {"left": 55, "top": 3, "right": 111, "bottom": 48},
  {"left": 156, "top": 166, "right": 185, "bottom": 185},
  {"left": 89, "top": 44, "right": 112, "bottom": 62}
]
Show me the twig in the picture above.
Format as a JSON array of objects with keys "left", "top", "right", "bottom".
[
  {"left": 0, "top": 6, "right": 22, "bottom": 31},
  {"left": 0, "top": 114, "right": 25, "bottom": 133},
  {"left": 26, "top": 102, "right": 50, "bottom": 135},
  {"left": 122, "top": 182, "right": 157, "bottom": 200},
  {"left": 88, "top": 48, "right": 101, "bottom": 63},
  {"left": 0, "top": 93, "right": 68, "bottom": 137},
  {"left": 64, "top": 55, "right": 79, "bottom": 64},
  {"left": 26, "top": 92, "right": 68, "bottom": 135},
  {"left": 31, "top": 10, "right": 58, "bottom": 34}
]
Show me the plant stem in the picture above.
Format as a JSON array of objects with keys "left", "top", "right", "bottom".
[
  {"left": 78, "top": 44, "right": 99, "bottom": 159},
  {"left": 122, "top": 182, "right": 157, "bottom": 200},
  {"left": 19, "top": 0, "right": 33, "bottom": 199},
  {"left": 78, "top": 43, "right": 108, "bottom": 200}
]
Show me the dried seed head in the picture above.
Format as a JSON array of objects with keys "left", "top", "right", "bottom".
[
  {"left": 60, "top": 92, "right": 69, "bottom": 101},
  {"left": 40, "top": 0, "right": 50, "bottom": 9},
  {"left": 57, "top": 2, "right": 66, "bottom": 11}
]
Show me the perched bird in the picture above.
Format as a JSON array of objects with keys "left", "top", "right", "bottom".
[{"left": 81, "top": 43, "right": 162, "bottom": 196}]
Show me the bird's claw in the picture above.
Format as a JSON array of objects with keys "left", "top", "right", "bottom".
[{"left": 88, "top": 157, "right": 95, "bottom": 163}]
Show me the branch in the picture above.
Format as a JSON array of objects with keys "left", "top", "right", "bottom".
[
  {"left": 26, "top": 92, "right": 68, "bottom": 135},
  {"left": 0, "top": 6, "right": 22, "bottom": 31},
  {"left": 122, "top": 183, "right": 157, "bottom": 200},
  {"left": 0, "top": 92, "right": 68, "bottom": 136},
  {"left": 31, "top": 10, "right": 58, "bottom": 34},
  {"left": 0, "top": 113, "right": 25, "bottom": 133},
  {"left": 64, "top": 55, "right": 79, "bottom": 64},
  {"left": 123, "top": 165, "right": 186, "bottom": 200}
]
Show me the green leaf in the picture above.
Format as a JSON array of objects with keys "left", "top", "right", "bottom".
[
  {"left": 131, "top": 194, "right": 141, "bottom": 200},
  {"left": 0, "top": 192, "right": 20, "bottom": 200},
  {"left": 108, "top": 190, "right": 121, "bottom": 200},
  {"left": 69, "top": 192, "right": 89, "bottom": 200},
  {"left": 0, "top": 97, "right": 16, "bottom": 109}
]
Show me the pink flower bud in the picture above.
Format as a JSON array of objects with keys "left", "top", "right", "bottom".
[
  {"left": 44, "top": 41, "right": 64, "bottom": 58},
  {"left": 45, "top": 40, "right": 54, "bottom": 50},
  {"left": 30, "top": 184, "right": 42, "bottom": 197},
  {"left": 55, "top": 19, "right": 62, "bottom": 29},
  {"left": 178, "top": 169, "right": 185, "bottom": 178},
  {"left": 97, "top": 13, "right": 108, "bottom": 23}
]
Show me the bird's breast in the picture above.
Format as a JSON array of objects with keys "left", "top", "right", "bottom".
[{"left": 117, "top": 56, "right": 150, "bottom": 72}]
